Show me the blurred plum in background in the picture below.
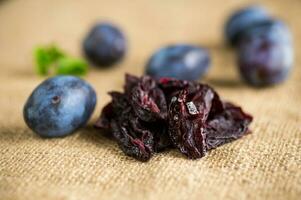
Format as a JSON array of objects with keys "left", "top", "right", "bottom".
[
  {"left": 237, "top": 19, "right": 293, "bottom": 86},
  {"left": 145, "top": 44, "right": 210, "bottom": 81},
  {"left": 83, "top": 22, "right": 127, "bottom": 67},
  {"left": 224, "top": 5, "right": 270, "bottom": 46}
]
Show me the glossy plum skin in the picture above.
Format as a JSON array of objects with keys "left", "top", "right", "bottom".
[
  {"left": 23, "top": 76, "right": 97, "bottom": 137},
  {"left": 83, "top": 23, "right": 127, "bottom": 67},
  {"left": 225, "top": 6, "right": 269, "bottom": 46},
  {"left": 238, "top": 19, "right": 294, "bottom": 87},
  {"left": 145, "top": 44, "right": 210, "bottom": 81}
]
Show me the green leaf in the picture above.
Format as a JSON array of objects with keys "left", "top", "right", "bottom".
[
  {"left": 34, "top": 45, "right": 65, "bottom": 75},
  {"left": 34, "top": 44, "right": 88, "bottom": 77},
  {"left": 56, "top": 57, "right": 88, "bottom": 76},
  {"left": 34, "top": 47, "right": 50, "bottom": 75}
]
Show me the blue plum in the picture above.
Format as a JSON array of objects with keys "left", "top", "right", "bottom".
[
  {"left": 225, "top": 5, "right": 270, "bottom": 46},
  {"left": 83, "top": 22, "right": 127, "bottom": 67},
  {"left": 23, "top": 76, "right": 97, "bottom": 137},
  {"left": 145, "top": 44, "right": 210, "bottom": 81},
  {"left": 237, "top": 19, "right": 294, "bottom": 86}
]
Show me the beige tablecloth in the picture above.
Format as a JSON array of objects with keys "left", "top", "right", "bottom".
[{"left": 0, "top": 0, "right": 300, "bottom": 199}]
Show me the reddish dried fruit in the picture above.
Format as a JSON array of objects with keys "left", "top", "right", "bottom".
[
  {"left": 158, "top": 78, "right": 192, "bottom": 102},
  {"left": 95, "top": 74, "right": 253, "bottom": 161},
  {"left": 205, "top": 102, "right": 253, "bottom": 150},
  {"left": 94, "top": 102, "right": 113, "bottom": 131},
  {"left": 124, "top": 74, "right": 140, "bottom": 95},
  {"left": 143, "top": 120, "right": 171, "bottom": 151},
  {"left": 130, "top": 76, "right": 167, "bottom": 122},
  {"left": 168, "top": 85, "right": 220, "bottom": 159},
  {"left": 109, "top": 92, "right": 154, "bottom": 161},
  {"left": 168, "top": 90, "right": 206, "bottom": 158}
]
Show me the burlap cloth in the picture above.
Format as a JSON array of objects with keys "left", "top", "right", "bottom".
[{"left": 0, "top": 0, "right": 300, "bottom": 199}]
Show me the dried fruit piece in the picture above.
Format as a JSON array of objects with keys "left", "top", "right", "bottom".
[
  {"left": 94, "top": 102, "right": 113, "bottom": 131},
  {"left": 131, "top": 76, "right": 167, "bottom": 122},
  {"left": 124, "top": 74, "right": 140, "bottom": 95},
  {"left": 110, "top": 118, "right": 154, "bottom": 162},
  {"left": 94, "top": 74, "right": 253, "bottom": 161},
  {"left": 168, "top": 86, "right": 217, "bottom": 159},
  {"left": 109, "top": 92, "right": 154, "bottom": 161},
  {"left": 142, "top": 120, "right": 171, "bottom": 151},
  {"left": 205, "top": 102, "right": 253, "bottom": 150}
]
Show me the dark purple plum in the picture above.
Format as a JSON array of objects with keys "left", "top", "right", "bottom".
[
  {"left": 238, "top": 19, "right": 294, "bottom": 87},
  {"left": 23, "top": 76, "right": 97, "bottom": 137},
  {"left": 83, "top": 23, "right": 127, "bottom": 67},
  {"left": 225, "top": 5, "right": 270, "bottom": 46},
  {"left": 145, "top": 44, "right": 210, "bottom": 81}
]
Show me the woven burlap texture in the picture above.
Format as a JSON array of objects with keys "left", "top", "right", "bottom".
[{"left": 0, "top": 0, "right": 300, "bottom": 199}]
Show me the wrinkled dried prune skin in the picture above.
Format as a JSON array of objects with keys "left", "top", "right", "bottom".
[
  {"left": 158, "top": 78, "right": 187, "bottom": 102},
  {"left": 158, "top": 77, "right": 190, "bottom": 92},
  {"left": 94, "top": 102, "right": 113, "bottom": 131},
  {"left": 131, "top": 76, "right": 167, "bottom": 122},
  {"left": 168, "top": 86, "right": 217, "bottom": 159},
  {"left": 166, "top": 81, "right": 252, "bottom": 159},
  {"left": 158, "top": 77, "right": 196, "bottom": 104},
  {"left": 95, "top": 74, "right": 253, "bottom": 161},
  {"left": 128, "top": 75, "right": 171, "bottom": 150},
  {"left": 158, "top": 77, "right": 224, "bottom": 117},
  {"left": 153, "top": 123, "right": 172, "bottom": 151},
  {"left": 95, "top": 91, "right": 154, "bottom": 161},
  {"left": 124, "top": 74, "right": 140, "bottom": 95},
  {"left": 110, "top": 117, "right": 154, "bottom": 162},
  {"left": 141, "top": 120, "right": 172, "bottom": 151},
  {"left": 205, "top": 102, "right": 253, "bottom": 150},
  {"left": 95, "top": 76, "right": 171, "bottom": 161}
]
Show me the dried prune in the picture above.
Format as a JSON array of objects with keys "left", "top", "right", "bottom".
[
  {"left": 95, "top": 74, "right": 253, "bottom": 162},
  {"left": 158, "top": 77, "right": 200, "bottom": 104},
  {"left": 94, "top": 102, "right": 113, "bottom": 131},
  {"left": 205, "top": 102, "right": 253, "bottom": 150},
  {"left": 124, "top": 74, "right": 140, "bottom": 95},
  {"left": 168, "top": 86, "right": 217, "bottom": 159},
  {"left": 110, "top": 117, "right": 154, "bottom": 162},
  {"left": 110, "top": 92, "right": 154, "bottom": 161},
  {"left": 158, "top": 78, "right": 190, "bottom": 102},
  {"left": 131, "top": 76, "right": 167, "bottom": 122},
  {"left": 142, "top": 120, "right": 171, "bottom": 151}
]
